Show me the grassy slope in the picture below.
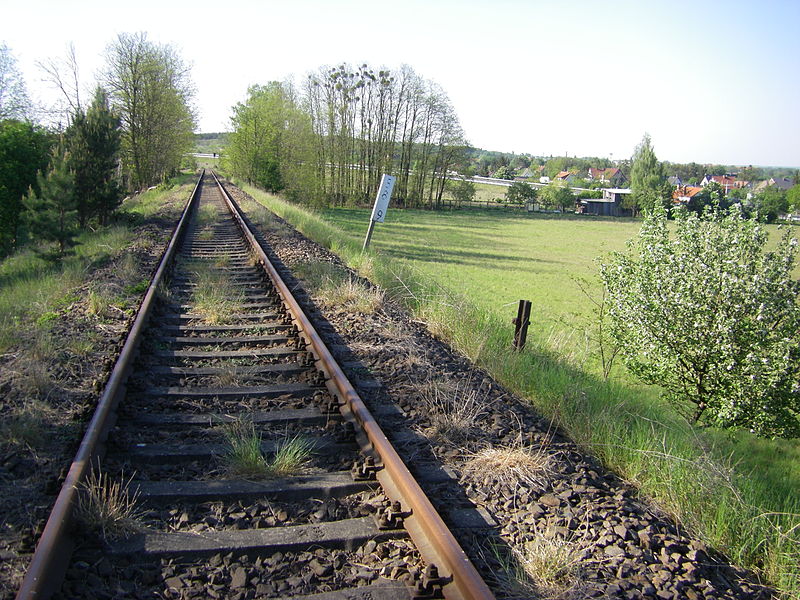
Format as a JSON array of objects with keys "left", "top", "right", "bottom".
[
  {"left": 242, "top": 184, "right": 800, "bottom": 597},
  {"left": 0, "top": 175, "right": 195, "bottom": 353}
]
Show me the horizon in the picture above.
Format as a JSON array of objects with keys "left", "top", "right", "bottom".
[{"left": 4, "top": 0, "right": 799, "bottom": 169}]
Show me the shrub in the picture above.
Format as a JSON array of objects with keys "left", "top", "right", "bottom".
[{"left": 601, "top": 205, "right": 800, "bottom": 438}]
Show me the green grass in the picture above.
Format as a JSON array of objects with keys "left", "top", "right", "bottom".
[
  {"left": 240, "top": 182, "right": 800, "bottom": 598},
  {"left": 0, "top": 178, "right": 194, "bottom": 352}
]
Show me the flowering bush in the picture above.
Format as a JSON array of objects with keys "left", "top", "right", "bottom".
[{"left": 601, "top": 205, "right": 800, "bottom": 438}]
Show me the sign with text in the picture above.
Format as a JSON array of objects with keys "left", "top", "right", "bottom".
[{"left": 370, "top": 174, "right": 396, "bottom": 223}]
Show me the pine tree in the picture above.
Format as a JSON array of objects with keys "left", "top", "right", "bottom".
[
  {"left": 24, "top": 147, "right": 77, "bottom": 257},
  {"left": 67, "top": 88, "right": 122, "bottom": 226}
]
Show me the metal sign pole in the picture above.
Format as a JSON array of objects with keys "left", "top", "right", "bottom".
[{"left": 363, "top": 174, "right": 396, "bottom": 251}]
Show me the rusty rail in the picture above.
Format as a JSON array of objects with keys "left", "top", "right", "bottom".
[
  {"left": 212, "top": 172, "right": 495, "bottom": 600},
  {"left": 16, "top": 172, "right": 205, "bottom": 600}
]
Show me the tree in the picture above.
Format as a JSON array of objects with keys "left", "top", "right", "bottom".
[
  {"left": 505, "top": 181, "right": 537, "bottom": 205},
  {"left": 628, "top": 133, "right": 670, "bottom": 216},
  {"left": 66, "top": 87, "right": 122, "bottom": 225},
  {"left": 492, "top": 165, "right": 514, "bottom": 180},
  {"left": 601, "top": 205, "right": 800, "bottom": 438},
  {"left": 787, "top": 184, "right": 800, "bottom": 213},
  {"left": 0, "top": 120, "right": 52, "bottom": 255},
  {"left": 226, "top": 82, "right": 317, "bottom": 201},
  {"left": 0, "top": 43, "right": 31, "bottom": 120},
  {"left": 752, "top": 186, "right": 788, "bottom": 223},
  {"left": 23, "top": 146, "right": 78, "bottom": 256},
  {"left": 540, "top": 180, "right": 575, "bottom": 212},
  {"left": 104, "top": 32, "right": 196, "bottom": 191},
  {"left": 446, "top": 176, "right": 476, "bottom": 207}
]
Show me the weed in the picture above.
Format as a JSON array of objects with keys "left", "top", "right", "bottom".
[
  {"left": 118, "top": 253, "right": 140, "bottom": 284},
  {"left": 189, "top": 261, "right": 243, "bottom": 324},
  {"left": 222, "top": 418, "right": 270, "bottom": 478},
  {"left": 415, "top": 378, "right": 486, "bottom": 443},
  {"left": 86, "top": 288, "right": 110, "bottom": 317},
  {"left": 221, "top": 419, "right": 314, "bottom": 478},
  {"left": 124, "top": 279, "right": 150, "bottom": 295},
  {"left": 74, "top": 469, "right": 143, "bottom": 541},
  {"left": 315, "top": 275, "right": 383, "bottom": 315},
  {"left": 269, "top": 434, "right": 314, "bottom": 476},
  {"left": 35, "top": 311, "right": 59, "bottom": 327},
  {"left": 0, "top": 400, "right": 50, "bottom": 449},
  {"left": 491, "top": 530, "right": 590, "bottom": 600}
]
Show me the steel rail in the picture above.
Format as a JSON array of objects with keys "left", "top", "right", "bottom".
[
  {"left": 212, "top": 172, "right": 495, "bottom": 600},
  {"left": 16, "top": 172, "right": 205, "bottom": 600}
]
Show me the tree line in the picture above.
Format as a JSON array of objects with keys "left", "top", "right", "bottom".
[
  {"left": 225, "top": 63, "right": 468, "bottom": 208},
  {"left": 0, "top": 34, "right": 195, "bottom": 258}
]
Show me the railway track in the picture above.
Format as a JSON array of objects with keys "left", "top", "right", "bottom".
[{"left": 17, "top": 172, "right": 494, "bottom": 600}]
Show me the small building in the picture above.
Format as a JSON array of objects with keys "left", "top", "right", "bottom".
[
  {"left": 555, "top": 170, "right": 577, "bottom": 183},
  {"left": 667, "top": 175, "right": 683, "bottom": 187},
  {"left": 700, "top": 174, "right": 750, "bottom": 193},
  {"left": 587, "top": 167, "right": 626, "bottom": 187},
  {"left": 579, "top": 188, "right": 632, "bottom": 217},
  {"left": 753, "top": 177, "right": 795, "bottom": 193},
  {"left": 672, "top": 185, "right": 704, "bottom": 204}
]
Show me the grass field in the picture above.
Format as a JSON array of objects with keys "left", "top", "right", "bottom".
[{"left": 240, "top": 182, "right": 800, "bottom": 597}]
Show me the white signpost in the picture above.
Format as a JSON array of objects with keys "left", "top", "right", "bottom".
[{"left": 363, "top": 174, "right": 396, "bottom": 250}]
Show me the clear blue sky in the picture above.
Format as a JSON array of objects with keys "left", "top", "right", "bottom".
[{"left": 4, "top": 0, "right": 799, "bottom": 167}]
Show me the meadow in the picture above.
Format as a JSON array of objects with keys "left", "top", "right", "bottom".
[{"left": 240, "top": 182, "right": 800, "bottom": 598}]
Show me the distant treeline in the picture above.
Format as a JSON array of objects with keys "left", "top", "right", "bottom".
[{"left": 224, "top": 64, "right": 468, "bottom": 208}]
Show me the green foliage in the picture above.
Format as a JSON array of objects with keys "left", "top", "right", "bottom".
[
  {"left": 505, "top": 181, "right": 537, "bottom": 205},
  {"left": 752, "top": 186, "right": 788, "bottom": 223},
  {"left": 227, "top": 82, "right": 322, "bottom": 204},
  {"left": 66, "top": 87, "right": 122, "bottom": 225},
  {"left": 539, "top": 180, "right": 575, "bottom": 212},
  {"left": 601, "top": 205, "right": 800, "bottom": 438},
  {"left": 104, "top": 32, "right": 196, "bottom": 191},
  {"left": 787, "top": 184, "right": 800, "bottom": 213},
  {"left": 23, "top": 147, "right": 78, "bottom": 256},
  {"left": 492, "top": 165, "right": 515, "bottom": 180},
  {"left": 0, "top": 120, "right": 52, "bottom": 255},
  {"left": 445, "top": 177, "right": 477, "bottom": 206},
  {"left": 628, "top": 133, "right": 670, "bottom": 215}
]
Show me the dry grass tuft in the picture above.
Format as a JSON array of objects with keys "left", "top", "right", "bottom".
[
  {"left": 492, "top": 530, "right": 591, "bottom": 600},
  {"left": 416, "top": 378, "right": 486, "bottom": 443},
  {"left": 0, "top": 400, "right": 51, "bottom": 449},
  {"left": 462, "top": 444, "right": 552, "bottom": 487},
  {"left": 74, "top": 469, "right": 143, "bottom": 541}
]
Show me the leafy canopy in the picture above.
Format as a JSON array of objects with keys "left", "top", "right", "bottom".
[{"left": 601, "top": 204, "right": 800, "bottom": 438}]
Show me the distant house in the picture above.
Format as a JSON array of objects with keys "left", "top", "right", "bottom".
[
  {"left": 579, "top": 188, "right": 632, "bottom": 217},
  {"left": 753, "top": 177, "right": 795, "bottom": 193},
  {"left": 555, "top": 170, "right": 577, "bottom": 183},
  {"left": 700, "top": 174, "right": 750, "bottom": 193},
  {"left": 672, "top": 185, "right": 704, "bottom": 204},
  {"left": 667, "top": 175, "right": 683, "bottom": 187},
  {"left": 587, "top": 167, "right": 626, "bottom": 187}
]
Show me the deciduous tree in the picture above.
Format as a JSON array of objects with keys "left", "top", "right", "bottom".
[
  {"left": 103, "top": 32, "right": 195, "bottom": 191},
  {"left": 505, "top": 181, "right": 537, "bottom": 205},
  {"left": 601, "top": 205, "right": 800, "bottom": 438},
  {"left": 0, "top": 120, "right": 51, "bottom": 255},
  {"left": 0, "top": 43, "right": 31, "bottom": 120}
]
